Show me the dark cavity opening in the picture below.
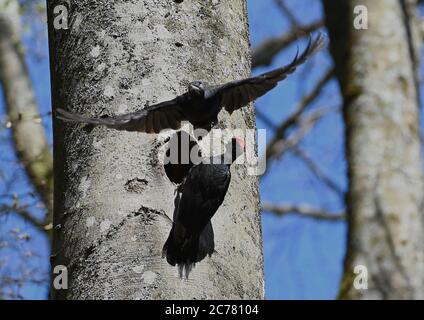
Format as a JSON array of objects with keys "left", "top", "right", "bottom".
[{"left": 164, "top": 131, "right": 201, "bottom": 184}]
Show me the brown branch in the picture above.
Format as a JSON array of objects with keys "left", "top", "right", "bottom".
[
  {"left": 261, "top": 202, "right": 345, "bottom": 221},
  {"left": 251, "top": 20, "right": 325, "bottom": 68}
]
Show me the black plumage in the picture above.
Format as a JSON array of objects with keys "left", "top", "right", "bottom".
[
  {"left": 162, "top": 137, "right": 245, "bottom": 278},
  {"left": 56, "top": 34, "right": 325, "bottom": 133}
]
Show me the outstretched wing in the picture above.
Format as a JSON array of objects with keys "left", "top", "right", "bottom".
[
  {"left": 56, "top": 96, "right": 187, "bottom": 134},
  {"left": 214, "top": 33, "right": 325, "bottom": 113}
]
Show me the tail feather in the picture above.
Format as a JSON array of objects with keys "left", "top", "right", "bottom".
[
  {"left": 163, "top": 189, "right": 215, "bottom": 279},
  {"left": 162, "top": 228, "right": 200, "bottom": 279}
]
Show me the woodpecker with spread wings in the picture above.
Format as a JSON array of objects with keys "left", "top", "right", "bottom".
[{"left": 57, "top": 34, "right": 325, "bottom": 133}]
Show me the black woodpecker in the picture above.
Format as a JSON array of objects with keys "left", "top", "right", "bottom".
[{"left": 162, "top": 137, "right": 245, "bottom": 278}]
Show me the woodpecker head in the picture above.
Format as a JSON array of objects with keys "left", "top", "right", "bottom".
[{"left": 188, "top": 81, "right": 206, "bottom": 96}]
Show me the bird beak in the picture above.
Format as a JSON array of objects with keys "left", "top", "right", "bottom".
[{"left": 189, "top": 84, "right": 202, "bottom": 93}]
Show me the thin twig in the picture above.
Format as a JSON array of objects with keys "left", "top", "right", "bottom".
[
  {"left": 291, "top": 146, "right": 345, "bottom": 197},
  {"left": 274, "top": 0, "right": 300, "bottom": 27},
  {"left": 0, "top": 205, "right": 48, "bottom": 233}
]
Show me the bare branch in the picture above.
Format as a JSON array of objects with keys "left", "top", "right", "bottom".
[
  {"left": 291, "top": 146, "right": 345, "bottom": 197},
  {"left": 251, "top": 20, "right": 324, "bottom": 68},
  {"left": 274, "top": 0, "right": 299, "bottom": 26},
  {"left": 263, "top": 68, "right": 335, "bottom": 164},
  {"left": 261, "top": 202, "right": 345, "bottom": 221},
  {"left": 0, "top": 205, "right": 48, "bottom": 233},
  {"left": 255, "top": 109, "right": 278, "bottom": 130},
  {"left": 266, "top": 106, "right": 338, "bottom": 162},
  {"left": 273, "top": 67, "right": 333, "bottom": 139}
]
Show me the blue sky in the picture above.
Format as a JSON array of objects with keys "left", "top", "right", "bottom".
[
  {"left": 248, "top": 0, "right": 346, "bottom": 299},
  {"left": 0, "top": 0, "right": 348, "bottom": 299}
]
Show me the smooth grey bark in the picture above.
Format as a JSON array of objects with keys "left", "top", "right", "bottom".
[
  {"left": 323, "top": 0, "right": 424, "bottom": 299},
  {"left": 47, "top": 0, "right": 263, "bottom": 299},
  {"left": 0, "top": 0, "right": 53, "bottom": 233}
]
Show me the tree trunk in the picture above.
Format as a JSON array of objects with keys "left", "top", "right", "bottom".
[
  {"left": 47, "top": 0, "right": 263, "bottom": 299},
  {"left": 0, "top": 0, "right": 53, "bottom": 231},
  {"left": 323, "top": 0, "right": 424, "bottom": 299}
]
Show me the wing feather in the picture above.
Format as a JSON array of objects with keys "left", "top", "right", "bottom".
[
  {"left": 56, "top": 95, "right": 187, "bottom": 133},
  {"left": 166, "top": 111, "right": 179, "bottom": 130},
  {"left": 145, "top": 113, "right": 154, "bottom": 133},
  {"left": 215, "top": 33, "right": 325, "bottom": 113},
  {"left": 153, "top": 112, "right": 161, "bottom": 133},
  {"left": 137, "top": 118, "right": 146, "bottom": 132},
  {"left": 159, "top": 112, "right": 170, "bottom": 130}
]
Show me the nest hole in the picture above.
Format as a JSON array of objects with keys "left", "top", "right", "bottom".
[{"left": 164, "top": 131, "right": 201, "bottom": 184}]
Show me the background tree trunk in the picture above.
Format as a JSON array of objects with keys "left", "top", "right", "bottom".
[
  {"left": 323, "top": 0, "right": 424, "bottom": 299},
  {"left": 47, "top": 0, "right": 263, "bottom": 299},
  {"left": 0, "top": 0, "right": 53, "bottom": 231}
]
